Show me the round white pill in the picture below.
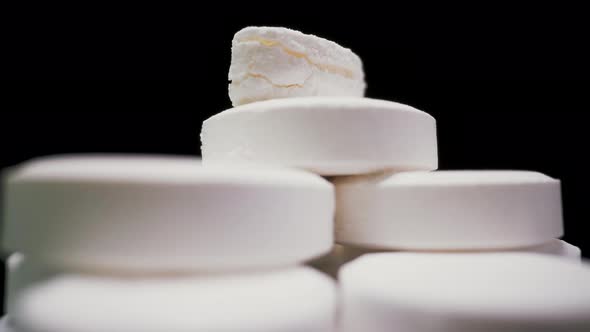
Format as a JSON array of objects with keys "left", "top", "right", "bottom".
[
  {"left": 340, "top": 253, "right": 590, "bottom": 332},
  {"left": 2, "top": 155, "right": 334, "bottom": 271},
  {"left": 12, "top": 267, "right": 336, "bottom": 332},
  {"left": 201, "top": 97, "right": 438, "bottom": 176},
  {"left": 335, "top": 171, "right": 562, "bottom": 250},
  {"left": 229, "top": 26, "right": 365, "bottom": 106}
]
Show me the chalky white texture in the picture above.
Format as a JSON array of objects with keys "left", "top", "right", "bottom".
[
  {"left": 2, "top": 155, "right": 334, "bottom": 271},
  {"left": 11, "top": 267, "right": 336, "bottom": 332},
  {"left": 340, "top": 253, "right": 590, "bottom": 332},
  {"left": 229, "top": 26, "right": 365, "bottom": 106},
  {"left": 335, "top": 171, "right": 563, "bottom": 250},
  {"left": 201, "top": 97, "right": 438, "bottom": 175}
]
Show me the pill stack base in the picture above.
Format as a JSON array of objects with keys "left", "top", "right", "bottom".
[
  {"left": 1, "top": 157, "right": 336, "bottom": 332},
  {"left": 3, "top": 26, "right": 590, "bottom": 332}
]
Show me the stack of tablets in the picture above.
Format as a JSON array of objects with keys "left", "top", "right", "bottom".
[
  {"left": 334, "top": 171, "right": 590, "bottom": 331},
  {"left": 2, "top": 26, "right": 589, "bottom": 332},
  {"left": 202, "top": 26, "right": 581, "bottom": 261},
  {"left": 200, "top": 27, "right": 590, "bottom": 331},
  {"left": 1, "top": 157, "right": 336, "bottom": 332}
]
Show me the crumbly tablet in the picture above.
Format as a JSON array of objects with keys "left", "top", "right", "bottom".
[
  {"left": 2, "top": 155, "right": 334, "bottom": 271},
  {"left": 335, "top": 171, "right": 562, "bottom": 250},
  {"left": 339, "top": 253, "right": 590, "bottom": 332},
  {"left": 12, "top": 267, "right": 336, "bottom": 332},
  {"left": 229, "top": 26, "right": 365, "bottom": 106},
  {"left": 201, "top": 97, "right": 438, "bottom": 175}
]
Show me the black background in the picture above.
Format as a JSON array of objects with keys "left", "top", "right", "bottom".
[{"left": 1, "top": 7, "right": 589, "bottom": 315}]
